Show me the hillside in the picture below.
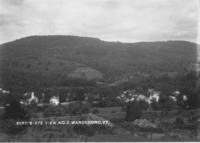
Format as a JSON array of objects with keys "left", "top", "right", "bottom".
[{"left": 0, "top": 35, "right": 197, "bottom": 90}]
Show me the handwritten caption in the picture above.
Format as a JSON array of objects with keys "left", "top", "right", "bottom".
[{"left": 16, "top": 120, "right": 111, "bottom": 126}]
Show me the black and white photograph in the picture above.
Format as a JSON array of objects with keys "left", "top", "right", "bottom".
[{"left": 0, "top": 0, "right": 199, "bottom": 142}]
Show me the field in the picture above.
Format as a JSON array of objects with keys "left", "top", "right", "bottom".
[
  {"left": 1, "top": 106, "right": 200, "bottom": 142},
  {"left": 0, "top": 109, "right": 199, "bottom": 141}
]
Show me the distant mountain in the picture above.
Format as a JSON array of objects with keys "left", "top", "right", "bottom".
[{"left": 0, "top": 35, "right": 197, "bottom": 89}]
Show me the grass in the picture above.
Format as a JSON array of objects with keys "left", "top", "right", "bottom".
[
  {"left": 0, "top": 125, "right": 198, "bottom": 142},
  {"left": 0, "top": 106, "right": 200, "bottom": 141},
  {"left": 95, "top": 106, "right": 122, "bottom": 114},
  {"left": 94, "top": 106, "right": 125, "bottom": 121}
]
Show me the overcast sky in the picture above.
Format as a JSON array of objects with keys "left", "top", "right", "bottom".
[{"left": 0, "top": 0, "right": 199, "bottom": 44}]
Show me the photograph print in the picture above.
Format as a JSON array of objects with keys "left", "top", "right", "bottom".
[{"left": 0, "top": 0, "right": 199, "bottom": 142}]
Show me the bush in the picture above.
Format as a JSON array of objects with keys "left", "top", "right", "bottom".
[
  {"left": 187, "top": 116, "right": 198, "bottom": 131},
  {"left": 1, "top": 119, "right": 27, "bottom": 135},
  {"left": 151, "top": 100, "right": 160, "bottom": 110},
  {"left": 174, "top": 116, "right": 185, "bottom": 129},
  {"left": 38, "top": 61, "right": 42, "bottom": 65},
  {"left": 159, "top": 95, "right": 177, "bottom": 111},
  {"left": 73, "top": 124, "right": 95, "bottom": 137},
  {"left": 26, "top": 64, "right": 31, "bottom": 69},
  {"left": 43, "top": 102, "right": 91, "bottom": 117},
  {"left": 68, "top": 102, "right": 91, "bottom": 115},
  {"left": 81, "top": 103, "right": 91, "bottom": 114},
  {"left": 133, "top": 119, "right": 157, "bottom": 130},
  {"left": 111, "top": 110, "right": 116, "bottom": 113},
  {"left": 43, "top": 106, "right": 65, "bottom": 117},
  {"left": 91, "top": 108, "right": 99, "bottom": 114}
]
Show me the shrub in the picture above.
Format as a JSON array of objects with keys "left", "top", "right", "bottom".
[
  {"left": 68, "top": 102, "right": 91, "bottom": 115},
  {"left": 43, "top": 106, "right": 65, "bottom": 117},
  {"left": 73, "top": 124, "right": 95, "bottom": 137},
  {"left": 59, "top": 62, "right": 64, "bottom": 65},
  {"left": 47, "top": 61, "right": 51, "bottom": 65},
  {"left": 151, "top": 100, "right": 160, "bottom": 110},
  {"left": 159, "top": 95, "right": 177, "bottom": 111},
  {"left": 38, "top": 61, "right": 42, "bottom": 65},
  {"left": 111, "top": 110, "right": 116, "bottom": 113},
  {"left": 133, "top": 119, "right": 157, "bottom": 130},
  {"left": 81, "top": 102, "right": 91, "bottom": 114},
  {"left": 91, "top": 108, "right": 99, "bottom": 114},
  {"left": 26, "top": 64, "right": 31, "bottom": 69},
  {"left": 187, "top": 116, "right": 198, "bottom": 131},
  {"left": 174, "top": 116, "right": 185, "bottom": 129}
]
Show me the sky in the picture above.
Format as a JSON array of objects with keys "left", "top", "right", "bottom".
[{"left": 0, "top": 0, "right": 199, "bottom": 44}]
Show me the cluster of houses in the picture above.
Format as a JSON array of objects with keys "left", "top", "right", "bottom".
[
  {"left": 20, "top": 92, "right": 60, "bottom": 106},
  {"left": 0, "top": 87, "right": 189, "bottom": 109},
  {"left": 116, "top": 89, "right": 188, "bottom": 105},
  {"left": 20, "top": 92, "right": 89, "bottom": 106},
  {"left": 116, "top": 89, "right": 160, "bottom": 104},
  {"left": 0, "top": 88, "right": 10, "bottom": 95},
  {"left": 0, "top": 88, "right": 96, "bottom": 107},
  {"left": 0, "top": 88, "right": 62, "bottom": 106},
  {"left": 20, "top": 92, "right": 39, "bottom": 105}
]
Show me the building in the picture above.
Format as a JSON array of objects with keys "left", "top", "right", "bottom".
[{"left": 50, "top": 96, "right": 59, "bottom": 106}]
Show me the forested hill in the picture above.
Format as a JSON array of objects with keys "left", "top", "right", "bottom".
[{"left": 0, "top": 35, "right": 197, "bottom": 89}]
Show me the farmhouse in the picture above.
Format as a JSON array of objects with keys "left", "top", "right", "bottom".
[
  {"left": 0, "top": 88, "right": 10, "bottom": 94},
  {"left": 117, "top": 89, "right": 161, "bottom": 105},
  {"left": 21, "top": 92, "right": 38, "bottom": 105},
  {"left": 169, "top": 96, "right": 177, "bottom": 102},
  {"left": 50, "top": 96, "right": 59, "bottom": 106}
]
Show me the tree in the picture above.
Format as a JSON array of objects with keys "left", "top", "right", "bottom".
[
  {"left": 126, "top": 100, "right": 148, "bottom": 121},
  {"left": 73, "top": 89, "right": 85, "bottom": 101},
  {"left": 159, "top": 94, "right": 177, "bottom": 111},
  {"left": 151, "top": 100, "right": 160, "bottom": 110},
  {"left": 174, "top": 116, "right": 185, "bottom": 129},
  {"left": 1, "top": 94, "right": 30, "bottom": 135},
  {"left": 179, "top": 71, "right": 199, "bottom": 109},
  {"left": 44, "top": 106, "right": 65, "bottom": 117}
]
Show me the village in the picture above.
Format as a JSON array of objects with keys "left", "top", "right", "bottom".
[
  {"left": 0, "top": 84, "right": 199, "bottom": 141},
  {"left": 0, "top": 86, "right": 189, "bottom": 110}
]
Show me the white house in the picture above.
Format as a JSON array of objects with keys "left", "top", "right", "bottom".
[
  {"left": 137, "top": 94, "right": 146, "bottom": 101},
  {"left": 149, "top": 92, "right": 160, "bottom": 103},
  {"left": 20, "top": 101, "right": 27, "bottom": 105},
  {"left": 183, "top": 95, "right": 188, "bottom": 101},
  {"left": 117, "top": 89, "right": 161, "bottom": 105},
  {"left": 169, "top": 96, "right": 177, "bottom": 102},
  {"left": 22, "top": 91, "right": 38, "bottom": 105},
  {"left": 20, "top": 92, "right": 38, "bottom": 105},
  {"left": 0, "top": 88, "right": 10, "bottom": 94},
  {"left": 28, "top": 92, "right": 38, "bottom": 104},
  {"left": 173, "top": 90, "right": 180, "bottom": 97},
  {"left": 2, "top": 90, "right": 10, "bottom": 94},
  {"left": 50, "top": 96, "right": 59, "bottom": 106}
]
